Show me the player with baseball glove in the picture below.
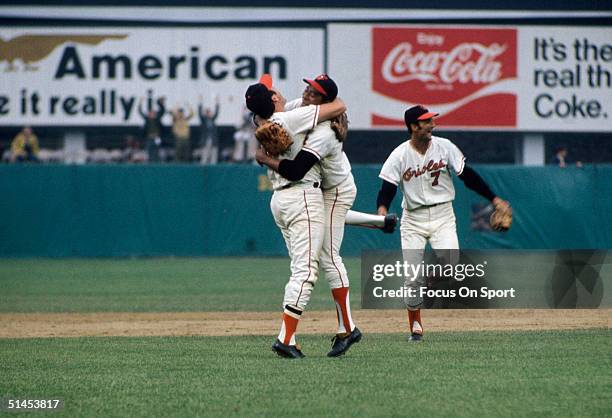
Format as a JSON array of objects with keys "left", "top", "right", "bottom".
[
  {"left": 257, "top": 74, "right": 396, "bottom": 357},
  {"left": 252, "top": 74, "right": 398, "bottom": 358},
  {"left": 246, "top": 75, "right": 349, "bottom": 359},
  {"left": 376, "top": 105, "right": 511, "bottom": 342}
]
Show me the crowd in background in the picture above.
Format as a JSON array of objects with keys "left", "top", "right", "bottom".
[
  {"left": 2, "top": 94, "right": 258, "bottom": 165},
  {"left": 0, "top": 94, "right": 592, "bottom": 167},
  {"left": 7, "top": 126, "right": 40, "bottom": 163}
]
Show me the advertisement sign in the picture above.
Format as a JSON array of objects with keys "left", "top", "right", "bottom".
[
  {"left": 0, "top": 27, "right": 324, "bottom": 126},
  {"left": 330, "top": 24, "right": 611, "bottom": 131},
  {"left": 372, "top": 27, "right": 517, "bottom": 127}
]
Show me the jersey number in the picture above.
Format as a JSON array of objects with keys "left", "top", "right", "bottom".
[{"left": 431, "top": 170, "right": 441, "bottom": 186}]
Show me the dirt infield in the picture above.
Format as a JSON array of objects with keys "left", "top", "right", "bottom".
[{"left": 0, "top": 309, "right": 609, "bottom": 338}]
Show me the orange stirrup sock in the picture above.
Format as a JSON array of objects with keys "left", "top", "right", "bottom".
[
  {"left": 408, "top": 309, "right": 423, "bottom": 335},
  {"left": 278, "top": 305, "right": 302, "bottom": 345},
  {"left": 332, "top": 287, "right": 355, "bottom": 335}
]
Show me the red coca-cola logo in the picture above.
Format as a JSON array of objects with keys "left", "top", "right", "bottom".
[{"left": 372, "top": 27, "right": 517, "bottom": 127}]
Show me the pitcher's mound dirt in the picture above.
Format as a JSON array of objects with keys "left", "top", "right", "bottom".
[{"left": 0, "top": 309, "right": 609, "bottom": 338}]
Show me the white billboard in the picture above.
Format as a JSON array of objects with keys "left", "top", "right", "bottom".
[
  {"left": 0, "top": 27, "right": 324, "bottom": 126},
  {"left": 329, "top": 24, "right": 612, "bottom": 132}
]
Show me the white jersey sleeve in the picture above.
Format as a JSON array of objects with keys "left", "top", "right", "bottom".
[
  {"left": 379, "top": 146, "right": 404, "bottom": 186},
  {"left": 301, "top": 121, "right": 332, "bottom": 160},
  {"left": 271, "top": 105, "right": 319, "bottom": 136},
  {"left": 446, "top": 140, "right": 466, "bottom": 175},
  {"left": 285, "top": 98, "right": 303, "bottom": 111}
]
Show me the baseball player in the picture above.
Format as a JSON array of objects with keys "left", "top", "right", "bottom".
[
  {"left": 245, "top": 75, "right": 346, "bottom": 358},
  {"left": 257, "top": 74, "right": 388, "bottom": 357},
  {"left": 376, "top": 105, "right": 511, "bottom": 341}
]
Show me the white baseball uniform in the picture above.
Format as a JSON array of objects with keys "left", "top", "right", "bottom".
[
  {"left": 266, "top": 104, "right": 326, "bottom": 326},
  {"left": 379, "top": 135, "right": 465, "bottom": 308},
  {"left": 285, "top": 98, "right": 356, "bottom": 334}
]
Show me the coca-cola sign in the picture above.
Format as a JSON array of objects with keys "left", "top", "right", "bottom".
[{"left": 372, "top": 27, "right": 517, "bottom": 127}]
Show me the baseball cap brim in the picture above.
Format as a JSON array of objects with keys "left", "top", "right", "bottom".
[
  {"left": 417, "top": 111, "right": 439, "bottom": 120},
  {"left": 259, "top": 74, "right": 273, "bottom": 90},
  {"left": 303, "top": 79, "right": 327, "bottom": 96}
]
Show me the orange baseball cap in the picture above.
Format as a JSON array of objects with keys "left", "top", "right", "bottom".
[{"left": 404, "top": 105, "right": 439, "bottom": 128}]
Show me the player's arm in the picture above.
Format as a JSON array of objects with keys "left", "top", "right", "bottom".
[
  {"left": 156, "top": 97, "right": 166, "bottom": 117},
  {"left": 318, "top": 98, "right": 346, "bottom": 122},
  {"left": 285, "top": 98, "right": 303, "bottom": 111},
  {"left": 457, "top": 165, "right": 497, "bottom": 201},
  {"left": 256, "top": 119, "right": 329, "bottom": 181},
  {"left": 256, "top": 149, "right": 319, "bottom": 181},
  {"left": 376, "top": 180, "right": 398, "bottom": 216},
  {"left": 458, "top": 165, "right": 509, "bottom": 210},
  {"left": 458, "top": 163, "right": 512, "bottom": 231},
  {"left": 281, "top": 99, "right": 345, "bottom": 134},
  {"left": 377, "top": 150, "right": 401, "bottom": 216}
]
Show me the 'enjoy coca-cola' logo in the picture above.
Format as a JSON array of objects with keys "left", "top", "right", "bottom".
[
  {"left": 382, "top": 42, "right": 506, "bottom": 85},
  {"left": 373, "top": 27, "right": 517, "bottom": 105}
]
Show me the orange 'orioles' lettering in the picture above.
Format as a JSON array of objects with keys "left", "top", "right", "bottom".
[{"left": 402, "top": 159, "right": 446, "bottom": 182}]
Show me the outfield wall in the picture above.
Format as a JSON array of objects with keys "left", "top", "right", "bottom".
[{"left": 0, "top": 164, "right": 610, "bottom": 257}]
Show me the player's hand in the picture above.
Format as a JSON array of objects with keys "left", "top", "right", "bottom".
[
  {"left": 255, "top": 146, "right": 268, "bottom": 165},
  {"left": 492, "top": 197, "right": 510, "bottom": 212},
  {"left": 490, "top": 197, "right": 512, "bottom": 232},
  {"left": 382, "top": 213, "right": 398, "bottom": 233}
]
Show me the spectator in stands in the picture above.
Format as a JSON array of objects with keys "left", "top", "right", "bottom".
[
  {"left": 11, "top": 126, "right": 39, "bottom": 163},
  {"left": 171, "top": 103, "right": 195, "bottom": 162},
  {"left": 198, "top": 94, "right": 220, "bottom": 165},
  {"left": 232, "top": 106, "right": 256, "bottom": 163},
  {"left": 550, "top": 146, "right": 582, "bottom": 168},
  {"left": 123, "top": 135, "right": 146, "bottom": 163},
  {"left": 138, "top": 96, "right": 166, "bottom": 163}
]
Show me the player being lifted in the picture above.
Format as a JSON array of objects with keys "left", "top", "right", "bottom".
[
  {"left": 376, "top": 105, "right": 511, "bottom": 342},
  {"left": 249, "top": 74, "right": 396, "bottom": 358}
]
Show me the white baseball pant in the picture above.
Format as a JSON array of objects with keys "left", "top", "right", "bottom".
[
  {"left": 320, "top": 174, "right": 357, "bottom": 289},
  {"left": 271, "top": 184, "right": 325, "bottom": 312},
  {"left": 400, "top": 201, "right": 459, "bottom": 308}
]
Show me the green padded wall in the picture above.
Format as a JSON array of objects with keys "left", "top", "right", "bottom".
[{"left": 0, "top": 164, "right": 609, "bottom": 257}]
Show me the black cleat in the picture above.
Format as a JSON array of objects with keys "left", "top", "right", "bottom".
[
  {"left": 327, "top": 327, "right": 362, "bottom": 357},
  {"left": 382, "top": 213, "right": 398, "bottom": 233},
  {"left": 408, "top": 333, "right": 423, "bottom": 342},
  {"left": 272, "top": 339, "right": 305, "bottom": 359}
]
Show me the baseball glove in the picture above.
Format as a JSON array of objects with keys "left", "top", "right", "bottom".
[
  {"left": 382, "top": 213, "right": 398, "bottom": 234},
  {"left": 330, "top": 112, "right": 349, "bottom": 142},
  {"left": 255, "top": 122, "right": 293, "bottom": 157},
  {"left": 490, "top": 198, "right": 512, "bottom": 232}
]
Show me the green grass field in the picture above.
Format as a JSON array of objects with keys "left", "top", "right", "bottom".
[
  {"left": 0, "top": 258, "right": 359, "bottom": 312},
  {"left": 1, "top": 258, "right": 610, "bottom": 417},
  {"left": 1, "top": 331, "right": 610, "bottom": 417}
]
